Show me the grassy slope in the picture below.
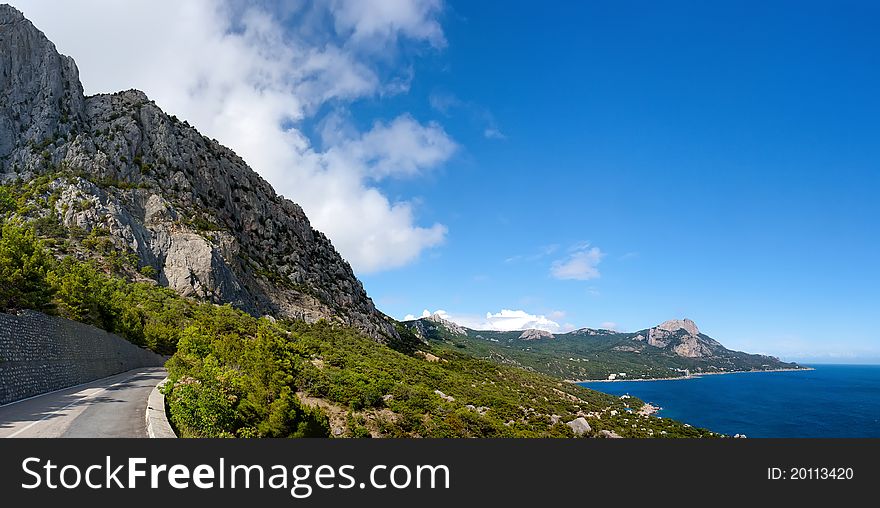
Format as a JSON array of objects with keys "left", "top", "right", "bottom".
[{"left": 281, "top": 322, "right": 714, "bottom": 438}]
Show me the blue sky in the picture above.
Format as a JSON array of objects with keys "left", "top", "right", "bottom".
[
  {"left": 16, "top": 0, "right": 878, "bottom": 362},
  {"left": 355, "top": 1, "right": 880, "bottom": 362}
]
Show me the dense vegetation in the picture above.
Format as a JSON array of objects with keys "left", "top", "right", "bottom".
[
  {"left": 289, "top": 323, "right": 659, "bottom": 437},
  {"left": 167, "top": 314, "right": 713, "bottom": 438},
  {"left": 0, "top": 175, "right": 717, "bottom": 438},
  {"left": 0, "top": 220, "right": 185, "bottom": 355},
  {"left": 163, "top": 306, "right": 332, "bottom": 438}
]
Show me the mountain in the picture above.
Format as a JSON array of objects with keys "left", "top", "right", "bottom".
[
  {"left": 408, "top": 312, "right": 468, "bottom": 339},
  {"left": 0, "top": 5, "right": 395, "bottom": 341},
  {"left": 403, "top": 313, "right": 804, "bottom": 381}
]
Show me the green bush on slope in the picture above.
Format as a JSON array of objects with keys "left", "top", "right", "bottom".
[
  {"left": 165, "top": 306, "right": 330, "bottom": 438},
  {"left": 0, "top": 223, "right": 54, "bottom": 311},
  {"left": 0, "top": 220, "right": 185, "bottom": 354}
]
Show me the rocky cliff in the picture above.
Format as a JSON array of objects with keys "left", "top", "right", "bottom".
[
  {"left": 519, "top": 329, "right": 555, "bottom": 340},
  {"left": 0, "top": 5, "right": 396, "bottom": 341},
  {"left": 636, "top": 319, "right": 725, "bottom": 358},
  {"left": 407, "top": 312, "right": 467, "bottom": 341}
]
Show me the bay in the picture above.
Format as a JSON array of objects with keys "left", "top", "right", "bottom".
[{"left": 579, "top": 365, "right": 880, "bottom": 438}]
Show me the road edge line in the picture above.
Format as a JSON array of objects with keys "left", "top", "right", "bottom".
[{"left": 146, "top": 377, "right": 177, "bottom": 438}]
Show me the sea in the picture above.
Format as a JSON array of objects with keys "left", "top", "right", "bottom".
[{"left": 578, "top": 364, "right": 880, "bottom": 438}]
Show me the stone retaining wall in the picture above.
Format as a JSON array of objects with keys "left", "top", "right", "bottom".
[{"left": 0, "top": 310, "right": 165, "bottom": 405}]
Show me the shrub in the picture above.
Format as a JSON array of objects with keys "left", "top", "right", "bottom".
[{"left": 0, "top": 223, "right": 54, "bottom": 311}]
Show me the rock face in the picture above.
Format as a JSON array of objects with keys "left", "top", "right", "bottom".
[
  {"left": 0, "top": 6, "right": 395, "bottom": 341},
  {"left": 0, "top": 5, "right": 85, "bottom": 161},
  {"left": 571, "top": 328, "right": 615, "bottom": 336},
  {"left": 643, "top": 318, "right": 720, "bottom": 358},
  {"left": 519, "top": 329, "right": 555, "bottom": 340},
  {"left": 425, "top": 312, "right": 468, "bottom": 336},
  {"left": 566, "top": 417, "right": 592, "bottom": 436},
  {"left": 406, "top": 312, "right": 468, "bottom": 342},
  {"left": 671, "top": 335, "right": 714, "bottom": 358},
  {"left": 656, "top": 318, "right": 700, "bottom": 336}
]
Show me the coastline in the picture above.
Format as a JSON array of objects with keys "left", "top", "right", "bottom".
[{"left": 567, "top": 366, "right": 814, "bottom": 384}]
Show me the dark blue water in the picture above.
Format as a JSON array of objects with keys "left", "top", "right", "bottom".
[{"left": 579, "top": 365, "right": 880, "bottom": 438}]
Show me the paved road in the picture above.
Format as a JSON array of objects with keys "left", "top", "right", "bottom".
[{"left": 0, "top": 367, "right": 167, "bottom": 438}]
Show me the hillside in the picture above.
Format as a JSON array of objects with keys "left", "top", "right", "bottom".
[
  {"left": 404, "top": 314, "right": 805, "bottom": 381},
  {"left": 0, "top": 220, "right": 713, "bottom": 438}
]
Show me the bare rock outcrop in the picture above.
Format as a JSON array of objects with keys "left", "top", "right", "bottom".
[
  {"left": 672, "top": 335, "right": 714, "bottom": 358},
  {"left": 641, "top": 318, "right": 722, "bottom": 358},
  {"left": 425, "top": 312, "right": 468, "bottom": 336},
  {"left": 519, "top": 329, "right": 555, "bottom": 340},
  {"left": 647, "top": 319, "right": 698, "bottom": 347},
  {"left": 0, "top": 5, "right": 85, "bottom": 163},
  {"left": 566, "top": 417, "right": 592, "bottom": 436},
  {"left": 657, "top": 318, "right": 700, "bottom": 336}
]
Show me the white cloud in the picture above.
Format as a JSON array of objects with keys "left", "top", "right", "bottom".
[
  {"left": 329, "top": 0, "right": 446, "bottom": 49},
  {"left": 485, "top": 310, "right": 561, "bottom": 332},
  {"left": 551, "top": 243, "right": 604, "bottom": 281},
  {"left": 600, "top": 321, "right": 618, "bottom": 330},
  {"left": 403, "top": 309, "right": 426, "bottom": 321},
  {"left": 428, "top": 90, "right": 505, "bottom": 140},
  {"left": 428, "top": 91, "right": 461, "bottom": 115},
  {"left": 404, "top": 309, "right": 452, "bottom": 321},
  {"left": 405, "top": 308, "right": 562, "bottom": 333},
  {"left": 483, "top": 127, "right": 506, "bottom": 140},
  {"left": 403, "top": 309, "right": 441, "bottom": 321},
  {"left": 326, "top": 114, "right": 456, "bottom": 180},
  {"left": 12, "top": 0, "right": 452, "bottom": 273},
  {"left": 505, "top": 244, "right": 559, "bottom": 264}
]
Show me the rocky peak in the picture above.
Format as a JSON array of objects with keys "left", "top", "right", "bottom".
[
  {"left": 0, "top": 4, "right": 86, "bottom": 164},
  {"left": 0, "top": 4, "right": 24, "bottom": 23},
  {"left": 573, "top": 327, "right": 597, "bottom": 335},
  {"left": 519, "top": 329, "right": 555, "bottom": 340},
  {"left": 572, "top": 327, "right": 615, "bottom": 336},
  {"left": 425, "top": 313, "right": 468, "bottom": 336},
  {"left": 0, "top": 7, "right": 397, "bottom": 342},
  {"left": 656, "top": 319, "right": 700, "bottom": 336},
  {"left": 641, "top": 318, "right": 718, "bottom": 358}
]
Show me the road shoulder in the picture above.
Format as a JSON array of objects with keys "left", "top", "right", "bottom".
[{"left": 146, "top": 377, "right": 177, "bottom": 439}]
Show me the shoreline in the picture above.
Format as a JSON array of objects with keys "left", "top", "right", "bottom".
[{"left": 567, "top": 366, "right": 814, "bottom": 384}]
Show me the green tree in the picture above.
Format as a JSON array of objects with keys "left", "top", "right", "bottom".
[
  {"left": 0, "top": 223, "right": 54, "bottom": 310},
  {"left": 0, "top": 186, "right": 16, "bottom": 214},
  {"left": 47, "top": 258, "right": 104, "bottom": 320}
]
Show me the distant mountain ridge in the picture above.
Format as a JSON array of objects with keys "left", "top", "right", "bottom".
[{"left": 403, "top": 313, "right": 803, "bottom": 381}]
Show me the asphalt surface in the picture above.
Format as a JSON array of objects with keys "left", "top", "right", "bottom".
[{"left": 0, "top": 367, "right": 167, "bottom": 438}]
